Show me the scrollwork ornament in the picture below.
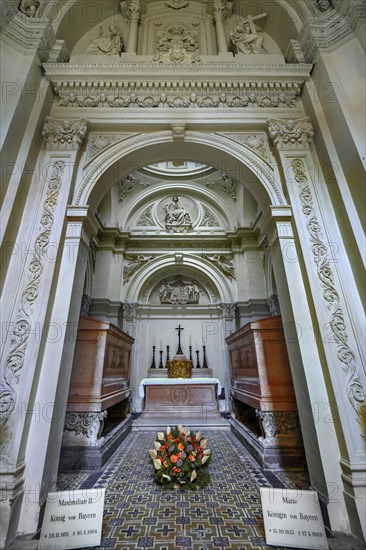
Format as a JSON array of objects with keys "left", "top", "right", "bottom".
[
  {"left": 0, "top": 161, "right": 65, "bottom": 433},
  {"left": 291, "top": 158, "right": 365, "bottom": 433},
  {"left": 256, "top": 411, "right": 298, "bottom": 447},
  {"left": 64, "top": 411, "right": 107, "bottom": 440}
]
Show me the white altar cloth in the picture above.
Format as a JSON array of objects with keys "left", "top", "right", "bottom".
[{"left": 139, "top": 377, "right": 222, "bottom": 399}]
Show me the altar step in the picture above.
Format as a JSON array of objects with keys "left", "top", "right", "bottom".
[{"left": 132, "top": 414, "right": 230, "bottom": 431}]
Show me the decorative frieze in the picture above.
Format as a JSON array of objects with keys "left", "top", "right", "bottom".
[
  {"left": 0, "top": 160, "right": 65, "bottom": 432},
  {"left": 268, "top": 117, "right": 314, "bottom": 150},
  {"left": 291, "top": 158, "right": 365, "bottom": 432},
  {"left": 42, "top": 117, "right": 88, "bottom": 150},
  {"left": 159, "top": 277, "right": 200, "bottom": 304}
]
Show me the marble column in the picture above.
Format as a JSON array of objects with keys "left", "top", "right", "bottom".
[
  {"left": 0, "top": 118, "right": 87, "bottom": 544},
  {"left": 125, "top": 0, "right": 140, "bottom": 54},
  {"left": 268, "top": 117, "right": 366, "bottom": 539},
  {"left": 213, "top": 0, "right": 228, "bottom": 54}
]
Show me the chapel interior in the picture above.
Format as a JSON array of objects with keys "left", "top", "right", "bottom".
[{"left": 0, "top": 0, "right": 365, "bottom": 549}]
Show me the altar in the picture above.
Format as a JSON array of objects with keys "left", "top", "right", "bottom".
[{"left": 132, "top": 378, "right": 229, "bottom": 430}]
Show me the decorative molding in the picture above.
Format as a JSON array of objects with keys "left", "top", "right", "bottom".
[
  {"left": 268, "top": 117, "right": 314, "bottom": 150},
  {"left": 205, "top": 254, "right": 236, "bottom": 281},
  {"left": 64, "top": 411, "right": 107, "bottom": 443},
  {"left": 206, "top": 174, "right": 237, "bottom": 201},
  {"left": 0, "top": 160, "right": 65, "bottom": 432},
  {"left": 2, "top": 14, "right": 56, "bottom": 62},
  {"left": 256, "top": 411, "right": 299, "bottom": 447},
  {"left": 159, "top": 277, "right": 200, "bottom": 304},
  {"left": 199, "top": 205, "right": 220, "bottom": 227},
  {"left": 284, "top": 40, "right": 306, "bottom": 64},
  {"left": 137, "top": 206, "right": 154, "bottom": 226},
  {"left": 123, "top": 253, "right": 153, "bottom": 283},
  {"left": 165, "top": 0, "right": 189, "bottom": 9},
  {"left": 42, "top": 117, "right": 88, "bottom": 150},
  {"left": 47, "top": 39, "right": 69, "bottom": 63},
  {"left": 291, "top": 158, "right": 366, "bottom": 432}
]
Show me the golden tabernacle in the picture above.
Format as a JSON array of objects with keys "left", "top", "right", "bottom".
[{"left": 167, "top": 355, "right": 193, "bottom": 378}]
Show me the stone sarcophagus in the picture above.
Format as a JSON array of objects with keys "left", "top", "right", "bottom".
[
  {"left": 61, "top": 317, "right": 134, "bottom": 469},
  {"left": 226, "top": 315, "right": 304, "bottom": 469}
]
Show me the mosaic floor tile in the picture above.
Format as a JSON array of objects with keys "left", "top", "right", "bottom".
[{"left": 58, "top": 429, "right": 310, "bottom": 550}]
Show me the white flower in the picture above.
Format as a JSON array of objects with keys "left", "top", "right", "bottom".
[
  {"left": 167, "top": 426, "right": 171, "bottom": 435},
  {"left": 195, "top": 431, "right": 202, "bottom": 441},
  {"left": 179, "top": 479, "right": 186, "bottom": 484},
  {"left": 190, "top": 470, "right": 197, "bottom": 482},
  {"left": 177, "top": 424, "right": 184, "bottom": 433},
  {"left": 203, "top": 449, "right": 210, "bottom": 455},
  {"left": 201, "top": 455, "right": 209, "bottom": 464},
  {"left": 157, "top": 432, "right": 164, "bottom": 440},
  {"left": 154, "top": 441, "right": 161, "bottom": 450},
  {"left": 148, "top": 449, "right": 157, "bottom": 459},
  {"left": 162, "top": 474, "right": 171, "bottom": 480},
  {"left": 200, "top": 439, "right": 208, "bottom": 449},
  {"left": 153, "top": 459, "right": 162, "bottom": 470}
]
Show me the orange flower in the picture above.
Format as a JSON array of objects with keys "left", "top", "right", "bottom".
[
  {"left": 178, "top": 443, "right": 184, "bottom": 451},
  {"left": 188, "top": 455, "right": 195, "bottom": 462},
  {"left": 198, "top": 453, "right": 203, "bottom": 459},
  {"left": 163, "top": 461, "right": 168, "bottom": 468},
  {"left": 170, "top": 454, "right": 179, "bottom": 463},
  {"left": 168, "top": 434, "right": 173, "bottom": 441}
]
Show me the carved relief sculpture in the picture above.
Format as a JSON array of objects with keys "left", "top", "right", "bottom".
[
  {"left": 118, "top": 173, "right": 149, "bottom": 201},
  {"left": 230, "top": 14, "right": 267, "bottom": 55},
  {"left": 206, "top": 254, "right": 236, "bottom": 280},
  {"left": 152, "top": 25, "right": 201, "bottom": 64},
  {"left": 87, "top": 24, "right": 123, "bottom": 55},
  {"left": 164, "top": 196, "right": 193, "bottom": 232},
  {"left": 315, "top": 0, "right": 333, "bottom": 12},
  {"left": 159, "top": 278, "right": 200, "bottom": 304},
  {"left": 268, "top": 117, "right": 314, "bottom": 149},
  {"left": 42, "top": 118, "right": 88, "bottom": 150},
  {"left": 123, "top": 253, "right": 152, "bottom": 283},
  {"left": 206, "top": 174, "right": 237, "bottom": 201},
  {"left": 200, "top": 206, "right": 220, "bottom": 227},
  {"left": 165, "top": 0, "right": 189, "bottom": 8},
  {"left": 18, "top": 0, "right": 39, "bottom": 17},
  {"left": 137, "top": 206, "right": 154, "bottom": 226}
]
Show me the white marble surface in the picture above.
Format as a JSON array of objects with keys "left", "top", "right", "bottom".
[{"left": 139, "top": 377, "right": 222, "bottom": 398}]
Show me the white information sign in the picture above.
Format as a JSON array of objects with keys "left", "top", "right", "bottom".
[
  {"left": 39, "top": 488, "right": 105, "bottom": 550},
  {"left": 260, "top": 488, "right": 328, "bottom": 549}
]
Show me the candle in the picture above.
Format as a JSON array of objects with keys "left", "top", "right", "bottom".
[
  {"left": 167, "top": 334, "right": 170, "bottom": 346},
  {"left": 195, "top": 339, "right": 198, "bottom": 349},
  {"left": 189, "top": 334, "right": 192, "bottom": 346},
  {"left": 160, "top": 339, "right": 163, "bottom": 350},
  {"left": 152, "top": 334, "right": 156, "bottom": 346},
  {"left": 202, "top": 334, "right": 207, "bottom": 344}
]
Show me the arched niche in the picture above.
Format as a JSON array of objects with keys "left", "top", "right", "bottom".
[
  {"left": 125, "top": 254, "right": 234, "bottom": 304},
  {"left": 76, "top": 131, "right": 286, "bottom": 213}
]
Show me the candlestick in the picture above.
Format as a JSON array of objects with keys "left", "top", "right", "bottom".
[
  {"left": 159, "top": 349, "right": 164, "bottom": 368},
  {"left": 196, "top": 349, "right": 201, "bottom": 368},
  {"left": 151, "top": 345, "right": 156, "bottom": 369},
  {"left": 165, "top": 345, "right": 170, "bottom": 367},
  {"left": 202, "top": 345, "right": 208, "bottom": 368},
  {"left": 189, "top": 345, "right": 193, "bottom": 362}
]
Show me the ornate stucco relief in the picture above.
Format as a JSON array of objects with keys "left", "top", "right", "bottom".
[
  {"left": 42, "top": 117, "right": 88, "bottom": 150},
  {"left": 290, "top": 158, "right": 365, "bottom": 432},
  {"left": 137, "top": 206, "right": 154, "bottom": 227},
  {"left": 268, "top": 117, "right": 314, "bottom": 150},
  {"left": 123, "top": 253, "right": 154, "bottom": 283},
  {"left": 199, "top": 206, "right": 220, "bottom": 227},
  {"left": 118, "top": 174, "right": 150, "bottom": 202},
  {"left": 159, "top": 277, "right": 201, "bottom": 304},
  {"left": 87, "top": 134, "right": 136, "bottom": 164},
  {"left": 206, "top": 174, "right": 237, "bottom": 201},
  {"left": 220, "top": 133, "right": 270, "bottom": 162},
  {"left": 205, "top": 254, "right": 236, "bottom": 281},
  {"left": 152, "top": 25, "right": 201, "bottom": 64},
  {"left": 0, "top": 160, "right": 65, "bottom": 431}
]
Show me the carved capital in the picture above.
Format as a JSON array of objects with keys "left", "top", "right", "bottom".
[
  {"left": 213, "top": 0, "right": 225, "bottom": 16},
  {"left": 268, "top": 117, "right": 314, "bottom": 150},
  {"left": 220, "top": 303, "right": 236, "bottom": 318},
  {"left": 42, "top": 117, "right": 88, "bottom": 150},
  {"left": 123, "top": 302, "right": 140, "bottom": 317},
  {"left": 128, "top": 0, "right": 140, "bottom": 18}
]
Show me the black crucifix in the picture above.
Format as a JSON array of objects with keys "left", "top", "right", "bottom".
[{"left": 175, "top": 324, "right": 184, "bottom": 355}]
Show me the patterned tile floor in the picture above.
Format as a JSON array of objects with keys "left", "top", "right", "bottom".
[{"left": 57, "top": 430, "right": 311, "bottom": 550}]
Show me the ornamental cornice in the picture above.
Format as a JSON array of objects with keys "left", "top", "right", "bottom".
[{"left": 1, "top": 14, "right": 55, "bottom": 62}]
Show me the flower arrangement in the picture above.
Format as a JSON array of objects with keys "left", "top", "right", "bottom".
[{"left": 148, "top": 425, "right": 211, "bottom": 489}]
